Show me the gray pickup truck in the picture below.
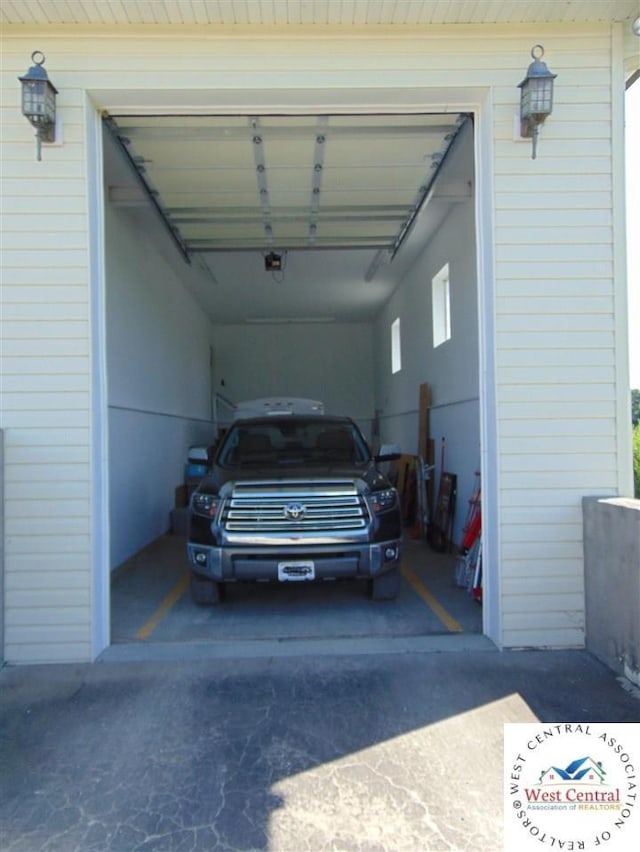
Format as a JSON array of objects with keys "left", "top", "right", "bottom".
[{"left": 187, "top": 414, "right": 403, "bottom": 604}]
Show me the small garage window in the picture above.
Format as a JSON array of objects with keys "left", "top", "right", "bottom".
[
  {"left": 391, "top": 317, "right": 402, "bottom": 373},
  {"left": 432, "top": 263, "right": 451, "bottom": 347}
]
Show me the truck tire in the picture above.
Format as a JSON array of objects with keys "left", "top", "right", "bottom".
[
  {"left": 190, "top": 572, "right": 223, "bottom": 605},
  {"left": 370, "top": 567, "right": 401, "bottom": 601}
]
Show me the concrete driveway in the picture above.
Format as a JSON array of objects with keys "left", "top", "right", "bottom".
[{"left": 1, "top": 644, "right": 639, "bottom": 851}]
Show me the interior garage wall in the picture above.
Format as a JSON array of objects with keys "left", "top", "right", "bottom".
[
  {"left": 375, "top": 195, "right": 479, "bottom": 546},
  {"left": 211, "top": 322, "right": 375, "bottom": 438},
  {"left": 105, "top": 204, "right": 216, "bottom": 569}
]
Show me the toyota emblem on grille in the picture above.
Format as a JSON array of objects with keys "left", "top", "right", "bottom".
[{"left": 284, "top": 502, "right": 306, "bottom": 521}]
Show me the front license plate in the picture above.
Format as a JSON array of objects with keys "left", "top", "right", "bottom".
[{"left": 278, "top": 561, "right": 315, "bottom": 581}]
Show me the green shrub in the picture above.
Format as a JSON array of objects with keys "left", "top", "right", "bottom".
[{"left": 634, "top": 423, "right": 640, "bottom": 499}]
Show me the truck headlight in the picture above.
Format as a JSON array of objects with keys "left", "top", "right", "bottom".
[
  {"left": 368, "top": 488, "right": 398, "bottom": 514},
  {"left": 191, "top": 492, "right": 219, "bottom": 518}
]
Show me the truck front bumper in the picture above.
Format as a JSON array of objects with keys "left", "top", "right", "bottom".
[{"left": 187, "top": 539, "right": 402, "bottom": 582}]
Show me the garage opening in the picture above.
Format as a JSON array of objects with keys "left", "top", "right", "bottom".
[{"left": 100, "top": 108, "right": 483, "bottom": 646}]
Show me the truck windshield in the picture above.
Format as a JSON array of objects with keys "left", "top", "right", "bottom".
[{"left": 218, "top": 419, "right": 370, "bottom": 466}]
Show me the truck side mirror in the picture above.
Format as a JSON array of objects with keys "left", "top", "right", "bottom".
[
  {"left": 188, "top": 446, "right": 211, "bottom": 466},
  {"left": 376, "top": 443, "right": 401, "bottom": 462}
]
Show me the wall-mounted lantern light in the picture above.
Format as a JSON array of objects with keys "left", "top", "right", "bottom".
[
  {"left": 518, "top": 44, "right": 556, "bottom": 160},
  {"left": 18, "top": 51, "right": 58, "bottom": 161}
]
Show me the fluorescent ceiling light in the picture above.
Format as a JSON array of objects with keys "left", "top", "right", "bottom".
[{"left": 244, "top": 317, "right": 335, "bottom": 324}]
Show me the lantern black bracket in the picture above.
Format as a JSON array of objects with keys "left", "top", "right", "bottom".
[{"left": 18, "top": 51, "right": 58, "bottom": 161}]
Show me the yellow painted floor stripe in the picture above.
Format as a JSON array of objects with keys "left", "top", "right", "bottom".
[
  {"left": 135, "top": 566, "right": 461, "bottom": 640},
  {"left": 136, "top": 573, "right": 189, "bottom": 640},
  {"left": 401, "top": 564, "right": 463, "bottom": 633}
]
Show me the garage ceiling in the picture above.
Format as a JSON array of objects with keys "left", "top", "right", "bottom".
[
  {"left": 102, "top": 109, "right": 475, "bottom": 322},
  {"left": 102, "top": 109, "right": 474, "bottom": 323},
  {"left": 105, "top": 112, "right": 468, "bottom": 255}
]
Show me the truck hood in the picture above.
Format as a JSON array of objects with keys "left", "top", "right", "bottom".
[{"left": 200, "top": 459, "right": 392, "bottom": 493}]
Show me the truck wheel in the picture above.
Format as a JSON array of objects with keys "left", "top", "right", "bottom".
[
  {"left": 370, "top": 567, "right": 401, "bottom": 601},
  {"left": 190, "top": 572, "right": 223, "bottom": 605}
]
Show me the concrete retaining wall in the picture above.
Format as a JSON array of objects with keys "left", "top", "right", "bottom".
[{"left": 583, "top": 497, "right": 640, "bottom": 686}]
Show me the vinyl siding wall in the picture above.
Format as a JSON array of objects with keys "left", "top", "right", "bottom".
[
  {"left": 0, "top": 23, "right": 629, "bottom": 661},
  {"left": 2, "top": 68, "right": 94, "bottom": 661}
]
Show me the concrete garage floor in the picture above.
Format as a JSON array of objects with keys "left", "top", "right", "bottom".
[{"left": 109, "top": 533, "right": 483, "bottom": 652}]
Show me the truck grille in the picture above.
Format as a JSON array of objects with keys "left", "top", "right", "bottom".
[{"left": 222, "top": 479, "right": 367, "bottom": 532}]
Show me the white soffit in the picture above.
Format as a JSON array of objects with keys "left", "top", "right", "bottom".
[{"left": 1, "top": 1, "right": 638, "bottom": 26}]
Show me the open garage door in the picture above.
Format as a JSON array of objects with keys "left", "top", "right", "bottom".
[{"left": 101, "top": 107, "right": 483, "bottom": 649}]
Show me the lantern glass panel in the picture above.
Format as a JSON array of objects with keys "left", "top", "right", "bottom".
[
  {"left": 22, "top": 80, "right": 46, "bottom": 117},
  {"left": 520, "top": 84, "right": 533, "bottom": 120},
  {"left": 21, "top": 80, "right": 55, "bottom": 125},
  {"left": 43, "top": 85, "right": 56, "bottom": 120},
  {"left": 529, "top": 79, "right": 553, "bottom": 117}
]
